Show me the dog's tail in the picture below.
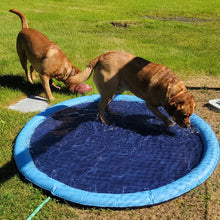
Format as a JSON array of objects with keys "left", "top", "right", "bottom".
[
  {"left": 68, "top": 55, "right": 100, "bottom": 85},
  {"left": 9, "top": 9, "right": 28, "bottom": 29}
]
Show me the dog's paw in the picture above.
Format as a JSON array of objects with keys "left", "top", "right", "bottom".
[
  {"left": 166, "top": 120, "right": 175, "bottom": 127},
  {"left": 51, "top": 82, "right": 61, "bottom": 90},
  {"left": 74, "top": 84, "right": 93, "bottom": 94},
  {"left": 99, "top": 113, "right": 110, "bottom": 126}
]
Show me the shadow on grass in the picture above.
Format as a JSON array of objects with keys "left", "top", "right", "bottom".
[
  {"left": 0, "top": 75, "right": 70, "bottom": 97},
  {"left": 0, "top": 159, "right": 17, "bottom": 185},
  {"left": 0, "top": 136, "right": 21, "bottom": 185},
  {"left": 0, "top": 75, "right": 43, "bottom": 96},
  {"left": 187, "top": 86, "right": 220, "bottom": 91}
]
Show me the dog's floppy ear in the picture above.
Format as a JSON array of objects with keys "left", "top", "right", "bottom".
[
  {"left": 176, "top": 102, "right": 185, "bottom": 111},
  {"left": 167, "top": 101, "right": 177, "bottom": 115}
]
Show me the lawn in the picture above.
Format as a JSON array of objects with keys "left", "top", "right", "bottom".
[{"left": 0, "top": 0, "right": 220, "bottom": 219}]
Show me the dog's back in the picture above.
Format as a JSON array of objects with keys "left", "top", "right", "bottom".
[
  {"left": 93, "top": 51, "right": 185, "bottom": 104},
  {"left": 17, "top": 28, "right": 54, "bottom": 59}
]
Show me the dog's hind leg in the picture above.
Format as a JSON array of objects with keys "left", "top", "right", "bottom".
[
  {"left": 18, "top": 52, "right": 33, "bottom": 84},
  {"left": 94, "top": 67, "right": 119, "bottom": 125},
  {"left": 97, "top": 79, "right": 119, "bottom": 125},
  {"left": 98, "top": 93, "right": 115, "bottom": 125},
  {"left": 30, "top": 65, "right": 37, "bottom": 82},
  {"left": 16, "top": 42, "right": 33, "bottom": 84}
]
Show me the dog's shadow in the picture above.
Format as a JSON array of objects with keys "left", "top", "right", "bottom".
[{"left": 0, "top": 74, "right": 69, "bottom": 97}]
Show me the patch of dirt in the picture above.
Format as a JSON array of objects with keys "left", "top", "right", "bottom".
[
  {"left": 143, "top": 15, "right": 220, "bottom": 23},
  {"left": 111, "top": 22, "right": 129, "bottom": 28}
]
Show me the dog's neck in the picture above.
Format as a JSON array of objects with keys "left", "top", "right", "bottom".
[
  {"left": 63, "top": 66, "right": 74, "bottom": 83},
  {"left": 170, "top": 90, "right": 187, "bottom": 102}
]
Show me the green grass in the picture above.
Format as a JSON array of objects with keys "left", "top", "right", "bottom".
[
  {"left": 0, "top": 0, "right": 220, "bottom": 219},
  {"left": 0, "top": 0, "right": 219, "bottom": 105}
]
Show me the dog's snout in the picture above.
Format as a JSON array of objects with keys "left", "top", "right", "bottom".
[
  {"left": 186, "top": 118, "right": 191, "bottom": 128},
  {"left": 186, "top": 122, "right": 191, "bottom": 128},
  {"left": 177, "top": 118, "right": 191, "bottom": 128},
  {"left": 182, "top": 120, "right": 191, "bottom": 128}
]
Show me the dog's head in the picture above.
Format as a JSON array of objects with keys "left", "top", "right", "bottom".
[
  {"left": 63, "top": 67, "right": 80, "bottom": 94},
  {"left": 167, "top": 91, "right": 196, "bottom": 128}
]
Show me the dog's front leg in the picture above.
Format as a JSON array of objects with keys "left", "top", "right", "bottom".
[
  {"left": 145, "top": 101, "right": 174, "bottom": 127},
  {"left": 40, "top": 74, "right": 54, "bottom": 100},
  {"left": 49, "top": 79, "right": 61, "bottom": 90}
]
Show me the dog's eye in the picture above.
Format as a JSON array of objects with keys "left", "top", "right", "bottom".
[{"left": 183, "top": 113, "right": 190, "bottom": 118}]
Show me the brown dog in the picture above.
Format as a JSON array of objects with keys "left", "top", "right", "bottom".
[
  {"left": 9, "top": 9, "right": 83, "bottom": 100},
  {"left": 69, "top": 51, "right": 196, "bottom": 128}
]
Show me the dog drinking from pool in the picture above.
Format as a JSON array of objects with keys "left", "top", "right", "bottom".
[{"left": 68, "top": 51, "right": 196, "bottom": 128}]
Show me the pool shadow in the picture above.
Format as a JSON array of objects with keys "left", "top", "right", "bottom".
[{"left": 0, "top": 159, "right": 17, "bottom": 185}]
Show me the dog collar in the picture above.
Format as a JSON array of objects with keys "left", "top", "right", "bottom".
[
  {"left": 64, "top": 67, "right": 74, "bottom": 82},
  {"left": 171, "top": 90, "right": 187, "bottom": 101}
]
